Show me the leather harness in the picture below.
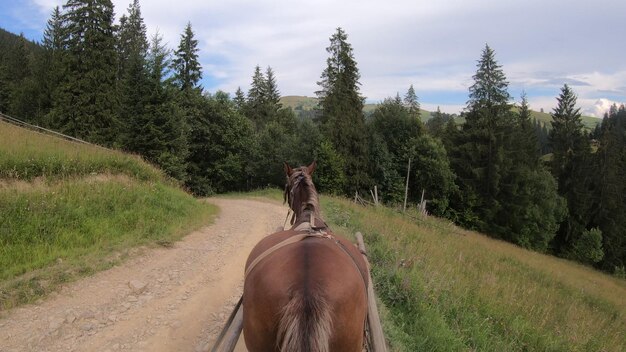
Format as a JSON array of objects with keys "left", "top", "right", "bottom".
[{"left": 244, "top": 222, "right": 369, "bottom": 294}]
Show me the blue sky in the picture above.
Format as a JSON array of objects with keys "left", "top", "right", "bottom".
[{"left": 2, "top": 0, "right": 625, "bottom": 117}]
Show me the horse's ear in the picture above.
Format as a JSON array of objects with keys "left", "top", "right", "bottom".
[
  {"left": 307, "top": 161, "right": 317, "bottom": 175},
  {"left": 284, "top": 162, "right": 293, "bottom": 176}
]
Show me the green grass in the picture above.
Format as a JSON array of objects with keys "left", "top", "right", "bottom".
[
  {"left": 0, "top": 121, "right": 217, "bottom": 310},
  {"left": 0, "top": 120, "right": 164, "bottom": 182},
  {"left": 316, "top": 197, "right": 625, "bottom": 352}
]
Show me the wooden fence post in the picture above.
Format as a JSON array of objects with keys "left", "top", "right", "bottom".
[{"left": 403, "top": 158, "right": 411, "bottom": 213}]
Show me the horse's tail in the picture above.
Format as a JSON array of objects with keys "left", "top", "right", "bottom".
[{"left": 277, "top": 290, "right": 332, "bottom": 352}]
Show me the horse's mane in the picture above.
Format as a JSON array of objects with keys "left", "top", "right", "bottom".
[{"left": 285, "top": 166, "right": 320, "bottom": 224}]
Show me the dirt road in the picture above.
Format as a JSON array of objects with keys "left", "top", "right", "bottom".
[{"left": 0, "top": 198, "right": 287, "bottom": 352}]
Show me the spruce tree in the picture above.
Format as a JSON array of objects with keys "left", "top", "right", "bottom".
[
  {"left": 550, "top": 84, "right": 587, "bottom": 178},
  {"left": 514, "top": 92, "right": 540, "bottom": 168},
  {"left": 404, "top": 84, "right": 421, "bottom": 121},
  {"left": 245, "top": 65, "right": 299, "bottom": 187},
  {"left": 244, "top": 65, "right": 286, "bottom": 131},
  {"left": 591, "top": 105, "right": 626, "bottom": 271},
  {"left": 233, "top": 87, "right": 246, "bottom": 112},
  {"left": 246, "top": 65, "right": 266, "bottom": 128},
  {"left": 38, "top": 6, "right": 64, "bottom": 125},
  {"left": 0, "top": 63, "right": 9, "bottom": 114},
  {"left": 48, "top": 0, "right": 119, "bottom": 146},
  {"left": 549, "top": 84, "right": 594, "bottom": 256},
  {"left": 117, "top": 0, "right": 148, "bottom": 78},
  {"left": 169, "top": 23, "right": 207, "bottom": 190},
  {"left": 316, "top": 27, "right": 369, "bottom": 191},
  {"left": 264, "top": 66, "right": 281, "bottom": 111},
  {"left": 451, "top": 44, "right": 513, "bottom": 230},
  {"left": 4, "top": 34, "right": 35, "bottom": 121},
  {"left": 172, "top": 22, "right": 202, "bottom": 93},
  {"left": 117, "top": 0, "right": 150, "bottom": 152},
  {"left": 134, "top": 32, "right": 189, "bottom": 181},
  {"left": 495, "top": 92, "right": 565, "bottom": 250}
]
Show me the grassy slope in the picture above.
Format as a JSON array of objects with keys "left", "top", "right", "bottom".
[
  {"left": 311, "top": 196, "right": 625, "bottom": 352},
  {"left": 0, "top": 121, "right": 217, "bottom": 310},
  {"left": 525, "top": 108, "right": 599, "bottom": 130}
]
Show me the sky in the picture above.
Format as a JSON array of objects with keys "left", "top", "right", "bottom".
[{"left": 1, "top": 0, "right": 625, "bottom": 117}]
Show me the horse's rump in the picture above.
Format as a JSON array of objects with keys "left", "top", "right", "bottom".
[{"left": 243, "top": 232, "right": 368, "bottom": 352}]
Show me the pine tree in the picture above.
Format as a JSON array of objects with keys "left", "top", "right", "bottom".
[
  {"left": 451, "top": 44, "right": 513, "bottom": 230},
  {"left": 404, "top": 84, "right": 421, "bottom": 121},
  {"left": 172, "top": 22, "right": 202, "bottom": 93},
  {"left": 513, "top": 92, "right": 540, "bottom": 167},
  {"left": 245, "top": 65, "right": 266, "bottom": 128},
  {"left": 316, "top": 27, "right": 369, "bottom": 191},
  {"left": 591, "top": 105, "right": 626, "bottom": 271},
  {"left": 130, "top": 32, "right": 189, "bottom": 181},
  {"left": 233, "top": 87, "right": 246, "bottom": 112},
  {"left": 0, "top": 62, "right": 9, "bottom": 114},
  {"left": 170, "top": 22, "right": 206, "bottom": 189},
  {"left": 549, "top": 84, "right": 594, "bottom": 256},
  {"left": 245, "top": 65, "right": 300, "bottom": 188},
  {"left": 550, "top": 84, "right": 587, "bottom": 178},
  {"left": 37, "top": 6, "right": 64, "bottom": 125},
  {"left": 4, "top": 34, "right": 35, "bottom": 121},
  {"left": 264, "top": 66, "right": 281, "bottom": 111},
  {"left": 117, "top": 0, "right": 150, "bottom": 151},
  {"left": 117, "top": 0, "right": 148, "bottom": 78},
  {"left": 48, "top": 0, "right": 119, "bottom": 146},
  {"left": 495, "top": 92, "right": 565, "bottom": 250}
]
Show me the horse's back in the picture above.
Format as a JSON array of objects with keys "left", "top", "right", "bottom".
[{"left": 243, "top": 229, "right": 368, "bottom": 352}]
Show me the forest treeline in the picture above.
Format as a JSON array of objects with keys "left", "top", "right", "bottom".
[{"left": 0, "top": 0, "right": 624, "bottom": 275}]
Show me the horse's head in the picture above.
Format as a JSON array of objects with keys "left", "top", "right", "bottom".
[{"left": 283, "top": 161, "right": 318, "bottom": 224}]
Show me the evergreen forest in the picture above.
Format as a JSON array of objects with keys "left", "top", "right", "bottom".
[{"left": 0, "top": 0, "right": 624, "bottom": 275}]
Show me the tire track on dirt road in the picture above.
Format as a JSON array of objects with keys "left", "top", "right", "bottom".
[{"left": 0, "top": 198, "right": 286, "bottom": 352}]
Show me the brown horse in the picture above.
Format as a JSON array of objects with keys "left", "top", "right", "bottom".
[{"left": 242, "top": 161, "right": 369, "bottom": 352}]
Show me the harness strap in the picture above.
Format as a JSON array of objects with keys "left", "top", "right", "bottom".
[
  {"left": 245, "top": 232, "right": 319, "bottom": 279},
  {"left": 244, "top": 229, "right": 369, "bottom": 297}
]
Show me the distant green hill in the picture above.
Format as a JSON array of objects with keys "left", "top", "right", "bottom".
[
  {"left": 454, "top": 107, "right": 600, "bottom": 131},
  {"left": 280, "top": 95, "right": 600, "bottom": 130},
  {"left": 525, "top": 108, "right": 600, "bottom": 130},
  {"left": 280, "top": 95, "right": 432, "bottom": 122},
  {"left": 280, "top": 95, "right": 319, "bottom": 111}
]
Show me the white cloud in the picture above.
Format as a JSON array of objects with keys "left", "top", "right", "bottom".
[
  {"left": 32, "top": 0, "right": 64, "bottom": 13},
  {"left": 25, "top": 0, "right": 626, "bottom": 115},
  {"left": 581, "top": 99, "right": 621, "bottom": 118}
]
